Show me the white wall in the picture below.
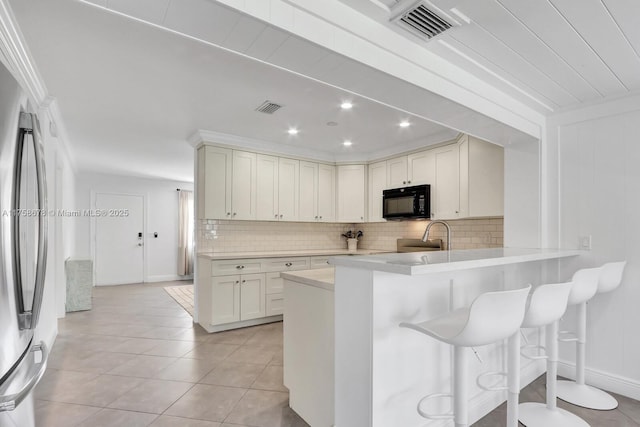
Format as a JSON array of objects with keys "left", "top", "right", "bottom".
[
  {"left": 549, "top": 95, "right": 640, "bottom": 399},
  {"left": 74, "top": 172, "right": 193, "bottom": 283}
]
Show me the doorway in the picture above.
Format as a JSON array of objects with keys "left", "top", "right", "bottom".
[{"left": 94, "top": 192, "right": 145, "bottom": 285}]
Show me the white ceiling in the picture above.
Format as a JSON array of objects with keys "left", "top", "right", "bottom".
[
  {"left": 9, "top": 0, "right": 459, "bottom": 182},
  {"left": 340, "top": 0, "right": 640, "bottom": 113}
]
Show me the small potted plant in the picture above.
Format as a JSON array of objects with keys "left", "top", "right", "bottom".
[{"left": 342, "top": 230, "right": 363, "bottom": 252}]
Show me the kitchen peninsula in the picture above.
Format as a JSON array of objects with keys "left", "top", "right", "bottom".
[{"left": 283, "top": 248, "right": 582, "bottom": 427}]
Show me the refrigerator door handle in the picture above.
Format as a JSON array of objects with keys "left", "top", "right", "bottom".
[
  {"left": 13, "top": 112, "right": 48, "bottom": 330},
  {"left": 29, "top": 113, "right": 48, "bottom": 330},
  {"left": 0, "top": 342, "right": 48, "bottom": 412}
]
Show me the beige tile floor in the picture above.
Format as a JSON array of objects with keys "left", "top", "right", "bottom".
[
  {"left": 36, "top": 281, "right": 640, "bottom": 427},
  {"left": 35, "top": 281, "right": 308, "bottom": 427}
]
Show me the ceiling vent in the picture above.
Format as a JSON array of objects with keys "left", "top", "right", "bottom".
[
  {"left": 392, "top": 1, "right": 452, "bottom": 41},
  {"left": 255, "top": 100, "right": 283, "bottom": 114}
]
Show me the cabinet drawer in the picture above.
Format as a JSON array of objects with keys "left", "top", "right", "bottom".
[
  {"left": 211, "top": 259, "right": 262, "bottom": 275},
  {"left": 265, "top": 272, "right": 284, "bottom": 294},
  {"left": 266, "top": 293, "right": 284, "bottom": 316},
  {"left": 309, "top": 256, "right": 332, "bottom": 268},
  {"left": 262, "top": 257, "right": 309, "bottom": 272}
]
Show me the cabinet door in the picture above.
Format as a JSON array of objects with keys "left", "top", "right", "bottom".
[
  {"left": 256, "top": 154, "right": 279, "bottom": 221},
  {"left": 240, "top": 273, "right": 266, "bottom": 320},
  {"left": 433, "top": 144, "right": 460, "bottom": 219},
  {"left": 299, "top": 161, "right": 318, "bottom": 222},
  {"left": 231, "top": 151, "right": 257, "bottom": 220},
  {"left": 211, "top": 275, "right": 240, "bottom": 325},
  {"left": 387, "top": 156, "right": 408, "bottom": 188},
  {"left": 278, "top": 158, "right": 299, "bottom": 221},
  {"left": 337, "top": 164, "right": 366, "bottom": 222},
  {"left": 408, "top": 150, "right": 435, "bottom": 186},
  {"left": 317, "top": 164, "right": 336, "bottom": 222},
  {"left": 198, "top": 146, "right": 232, "bottom": 220},
  {"left": 368, "top": 161, "right": 387, "bottom": 222}
]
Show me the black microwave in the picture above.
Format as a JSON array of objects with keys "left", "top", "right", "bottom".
[{"left": 382, "top": 184, "right": 430, "bottom": 220}]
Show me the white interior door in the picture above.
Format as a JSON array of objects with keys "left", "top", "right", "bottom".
[{"left": 95, "top": 193, "right": 144, "bottom": 285}]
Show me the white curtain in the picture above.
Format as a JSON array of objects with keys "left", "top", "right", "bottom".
[{"left": 178, "top": 190, "right": 194, "bottom": 276}]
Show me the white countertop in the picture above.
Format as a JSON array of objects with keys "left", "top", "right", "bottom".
[
  {"left": 197, "top": 249, "right": 387, "bottom": 260},
  {"left": 281, "top": 268, "right": 335, "bottom": 291},
  {"left": 329, "top": 247, "right": 583, "bottom": 275}
]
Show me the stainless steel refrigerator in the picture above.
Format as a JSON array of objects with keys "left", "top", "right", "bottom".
[{"left": 0, "top": 60, "right": 49, "bottom": 427}]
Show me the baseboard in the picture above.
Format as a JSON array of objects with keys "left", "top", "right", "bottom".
[
  {"left": 558, "top": 359, "right": 640, "bottom": 401},
  {"left": 146, "top": 274, "right": 193, "bottom": 283}
]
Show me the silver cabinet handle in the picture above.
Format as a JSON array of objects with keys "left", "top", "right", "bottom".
[
  {"left": 240, "top": 265, "right": 245, "bottom": 269},
  {"left": 0, "top": 342, "right": 48, "bottom": 412},
  {"left": 233, "top": 212, "right": 237, "bottom": 216},
  {"left": 275, "top": 214, "right": 278, "bottom": 218},
  {"left": 285, "top": 262, "right": 293, "bottom": 267},
  {"left": 235, "top": 280, "right": 240, "bottom": 284},
  {"left": 242, "top": 280, "right": 246, "bottom": 283},
  {"left": 227, "top": 212, "right": 231, "bottom": 216},
  {"left": 319, "top": 216, "right": 322, "bottom": 219},
  {"left": 13, "top": 113, "right": 48, "bottom": 330},
  {"left": 314, "top": 216, "right": 318, "bottom": 219},
  {"left": 236, "top": 265, "right": 241, "bottom": 269},
  {"left": 408, "top": 180, "right": 411, "bottom": 184},
  {"left": 403, "top": 181, "right": 406, "bottom": 184}
]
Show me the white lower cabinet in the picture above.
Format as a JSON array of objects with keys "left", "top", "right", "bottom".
[
  {"left": 200, "top": 255, "right": 323, "bottom": 332},
  {"left": 211, "top": 275, "right": 240, "bottom": 325},
  {"left": 211, "top": 273, "right": 265, "bottom": 325},
  {"left": 239, "top": 273, "right": 266, "bottom": 321}
]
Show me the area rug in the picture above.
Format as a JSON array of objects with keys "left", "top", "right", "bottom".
[{"left": 164, "top": 284, "right": 195, "bottom": 317}]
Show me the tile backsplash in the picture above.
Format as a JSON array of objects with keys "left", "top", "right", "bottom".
[{"left": 198, "top": 218, "right": 503, "bottom": 253}]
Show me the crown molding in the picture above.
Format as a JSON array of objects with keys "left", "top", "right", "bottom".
[
  {"left": 189, "top": 128, "right": 461, "bottom": 164},
  {"left": 0, "top": 0, "right": 77, "bottom": 171}
]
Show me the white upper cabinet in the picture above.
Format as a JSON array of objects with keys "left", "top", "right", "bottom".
[
  {"left": 432, "top": 144, "right": 460, "bottom": 219},
  {"left": 231, "top": 150, "right": 257, "bottom": 220},
  {"left": 407, "top": 150, "right": 435, "bottom": 186},
  {"left": 299, "top": 161, "right": 319, "bottom": 222},
  {"left": 460, "top": 135, "right": 504, "bottom": 218},
  {"left": 387, "top": 156, "right": 408, "bottom": 188},
  {"left": 197, "top": 136, "right": 502, "bottom": 224},
  {"left": 431, "top": 135, "right": 504, "bottom": 220},
  {"left": 317, "top": 164, "right": 336, "bottom": 222},
  {"left": 368, "top": 161, "right": 387, "bottom": 222},
  {"left": 256, "top": 154, "right": 279, "bottom": 221},
  {"left": 337, "top": 164, "right": 366, "bottom": 223},
  {"left": 278, "top": 158, "right": 299, "bottom": 221},
  {"left": 197, "top": 145, "right": 232, "bottom": 220}
]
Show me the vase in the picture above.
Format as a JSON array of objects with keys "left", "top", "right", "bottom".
[{"left": 347, "top": 238, "right": 358, "bottom": 252}]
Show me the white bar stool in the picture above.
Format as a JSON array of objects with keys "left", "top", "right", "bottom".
[
  {"left": 399, "top": 285, "right": 531, "bottom": 427},
  {"left": 517, "top": 281, "right": 589, "bottom": 427},
  {"left": 556, "top": 261, "right": 626, "bottom": 410}
]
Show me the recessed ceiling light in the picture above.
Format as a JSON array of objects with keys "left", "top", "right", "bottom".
[
  {"left": 399, "top": 120, "right": 411, "bottom": 128},
  {"left": 343, "top": 140, "right": 353, "bottom": 147},
  {"left": 340, "top": 102, "right": 353, "bottom": 110},
  {"left": 287, "top": 128, "right": 299, "bottom": 135}
]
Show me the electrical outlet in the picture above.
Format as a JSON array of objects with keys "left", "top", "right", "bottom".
[{"left": 580, "top": 235, "right": 592, "bottom": 250}]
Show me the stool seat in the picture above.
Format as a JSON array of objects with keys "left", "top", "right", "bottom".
[
  {"left": 401, "top": 286, "right": 532, "bottom": 348},
  {"left": 400, "top": 285, "right": 531, "bottom": 427}
]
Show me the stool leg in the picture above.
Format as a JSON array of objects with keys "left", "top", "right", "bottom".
[
  {"left": 507, "top": 332, "right": 520, "bottom": 427},
  {"left": 518, "top": 320, "right": 589, "bottom": 426},
  {"left": 556, "top": 302, "right": 618, "bottom": 410},
  {"left": 453, "top": 346, "right": 468, "bottom": 427},
  {"left": 576, "top": 302, "right": 587, "bottom": 386},
  {"left": 546, "top": 320, "right": 558, "bottom": 411}
]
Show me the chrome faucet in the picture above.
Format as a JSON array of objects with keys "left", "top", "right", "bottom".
[{"left": 422, "top": 220, "right": 452, "bottom": 251}]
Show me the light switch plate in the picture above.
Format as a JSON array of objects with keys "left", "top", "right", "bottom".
[{"left": 580, "top": 235, "right": 592, "bottom": 250}]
